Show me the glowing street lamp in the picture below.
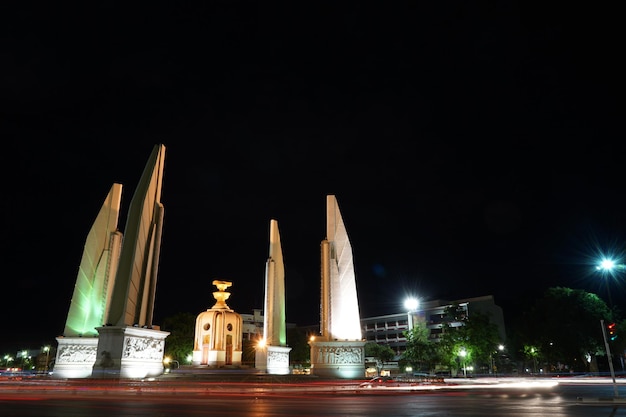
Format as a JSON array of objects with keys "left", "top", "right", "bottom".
[
  {"left": 596, "top": 257, "right": 625, "bottom": 308},
  {"left": 596, "top": 258, "right": 626, "bottom": 273},
  {"left": 42, "top": 346, "right": 50, "bottom": 372},
  {"left": 491, "top": 344, "right": 505, "bottom": 375},
  {"left": 163, "top": 356, "right": 179, "bottom": 370},
  {"left": 404, "top": 297, "right": 419, "bottom": 330},
  {"left": 3, "top": 355, "right": 13, "bottom": 367},
  {"left": 459, "top": 348, "right": 467, "bottom": 378}
]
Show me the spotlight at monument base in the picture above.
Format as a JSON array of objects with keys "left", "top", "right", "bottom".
[{"left": 257, "top": 338, "right": 266, "bottom": 348}]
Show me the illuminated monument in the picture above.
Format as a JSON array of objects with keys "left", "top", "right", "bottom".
[
  {"left": 192, "top": 280, "right": 243, "bottom": 366},
  {"left": 255, "top": 219, "right": 291, "bottom": 374},
  {"left": 55, "top": 144, "right": 169, "bottom": 378},
  {"left": 309, "top": 195, "right": 365, "bottom": 378},
  {"left": 53, "top": 184, "right": 123, "bottom": 378}
]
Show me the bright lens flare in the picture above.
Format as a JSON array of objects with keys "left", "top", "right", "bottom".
[
  {"left": 597, "top": 259, "right": 616, "bottom": 271},
  {"left": 404, "top": 298, "right": 419, "bottom": 311}
]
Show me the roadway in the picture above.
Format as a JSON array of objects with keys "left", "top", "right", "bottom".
[{"left": 2, "top": 374, "right": 626, "bottom": 416}]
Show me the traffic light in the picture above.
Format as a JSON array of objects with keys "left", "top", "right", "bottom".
[{"left": 608, "top": 322, "right": 617, "bottom": 341}]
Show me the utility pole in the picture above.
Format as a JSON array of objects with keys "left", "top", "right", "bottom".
[{"left": 601, "top": 319, "right": 619, "bottom": 398}]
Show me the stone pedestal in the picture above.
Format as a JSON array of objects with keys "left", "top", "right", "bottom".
[
  {"left": 309, "top": 340, "right": 366, "bottom": 379},
  {"left": 192, "top": 346, "right": 243, "bottom": 367},
  {"left": 53, "top": 337, "right": 99, "bottom": 378},
  {"left": 255, "top": 345, "right": 292, "bottom": 375},
  {"left": 93, "top": 326, "right": 169, "bottom": 378}
]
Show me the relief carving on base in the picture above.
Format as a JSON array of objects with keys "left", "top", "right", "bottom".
[
  {"left": 123, "top": 336, "right": 165, "bottom": 360},
  {"left": 267, "top": 350, "right": 289, "bottom": 366},
  {"left": 314, "top": 346, "right": 363, "bottom": 364},
  {"left": 57, "top": 344, "right": 98, "bottom": 364}
]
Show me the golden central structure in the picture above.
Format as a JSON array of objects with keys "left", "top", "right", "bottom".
[{"left": 192, "top": 280, "right": 243, "bottom": 367}]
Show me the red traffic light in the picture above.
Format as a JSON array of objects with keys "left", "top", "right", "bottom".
[{"left": 608, "top": 322, "right": 617, "bottom": 341}]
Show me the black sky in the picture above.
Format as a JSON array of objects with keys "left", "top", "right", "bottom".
[{"left": 0, "top": 3, "right": 622, "bottom": 353}]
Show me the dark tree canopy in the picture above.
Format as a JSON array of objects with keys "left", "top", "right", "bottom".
[{"left": 519, "top": 287, "right": 611, "bottom": 372}]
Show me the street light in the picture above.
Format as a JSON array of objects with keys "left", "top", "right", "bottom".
[
  {"left": 595, "top": 256, "right": 624, "bottom": 390},
  {"left": 163, "top": 356, "right": 179, "bottom": 369},
  {"left": 20, "top": 350, "right": 28, "bottom": 371},
  {"left": 42, "top": 346, "right": 50, "bottom": 372},
  {"left": 3, "top": 355, "right": 13, "bottom": 368},
  {"left": 459, "top": 348, "right": 467, "bottom": 378},
  {"left": 491, "top": 344, "right": 504, "bottom": 376},
  {"left": 596, "top": 257, "right": 625, "bottom": 309},
  {"left": 404, "top": 297, "right": 419, "bottom": 331}
]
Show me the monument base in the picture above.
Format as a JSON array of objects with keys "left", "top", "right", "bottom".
[
  {"left": 93, "top": 326, "right": 169, "bottom": 379},
  {"left": 309, "top": 340, "right": 366, "bottom": 379},
  {"left": 255, "top": 345, "right": 292, "bottom": 375},
  {"left": 192, "top": 349, "right": 243, "bottom": 367},
  {"left": 53, "top": 336, "right": 99, "bottom": 379}
]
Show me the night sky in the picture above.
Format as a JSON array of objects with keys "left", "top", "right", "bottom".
[{"left": 1, "top": 4, "right": 622, "bottom": 353}]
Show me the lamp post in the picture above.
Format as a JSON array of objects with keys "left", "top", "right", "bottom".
[
  {"left": 459, "top": 348, "right": 467, "bottom": 378},
  {"left": 42, "top": 346, "right": 50, "bottom": 373},
  {"left": 596, "top": 258, "right": 626, "bottom": 309},
  {"left": 596, "top": 258, "right": 626, "bottom": 390},
  {"left": 491, "top": 344, "right": 504, "bottom": 376},
  {"left": 163, "top": 356, "right": 180, "bottom": 370},
  {"left": 404, "top": 297, "right": 419, "bottom": 331},
  {"left": 3, "top": 355, "right": 13, "bottom": 368},
  {"left": 601, "top": 319, "right": 619, "bottom": 398},
  {"left": 21, "top": 350, "right": 28, "bottom": 371}
]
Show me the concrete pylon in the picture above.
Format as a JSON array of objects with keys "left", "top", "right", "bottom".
[
  {"left": 310, "top": 195, "right": 365, "bottom": 378},
  {"left": 94, "top": 143, "right": 169, "bottom": 379},
  {"left": 256, "top": 219, "right": 291, "bottom": 374},
  {"left": 54, "top": 184, "right": 123, "bottom": 378},
  {"left": 55, "top": 144, "right": 170, "bottom": 379}
]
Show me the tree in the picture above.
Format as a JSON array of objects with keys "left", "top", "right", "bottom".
[
  {"left": 402, "top": 320, "right": 438, "bottom": 372},
  {"left": 162, "top": 312, "right": 195, "bottom": 364},
  {"left": 518, "top": 287, "right": 611, "bottom": 373},
  {"left": 435, "top": 304, "right": 471, "bottom": 373},
  {"left": 364, "top": 342, "right": 395, "bottom": 375},
  {"left": 287, "top": 327, "right": 310, "bottom": 366},
  {"left": 460, "top": 310, "right": 501, "bottom": 373},
  {"left": 523, "top": 345, "right": 540, "bottom": 374},
  {"left": 435, "top": 304, "right": 501, "bottom": 375}
]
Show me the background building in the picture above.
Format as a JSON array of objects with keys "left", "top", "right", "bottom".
[
  {"left": 361, "top": 295, "right": 505, "bottom": 356},
  {"left": 242, "top": 309, "right": 296, "bottom": 341}
]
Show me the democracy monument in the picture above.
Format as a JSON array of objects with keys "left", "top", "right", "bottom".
[{"left": 54, "top": 144, "right": 364, "bottom": 379}]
